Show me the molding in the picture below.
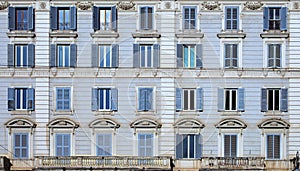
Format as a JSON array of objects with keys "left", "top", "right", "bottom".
[
  {"left": 175, "top": 32, "right": 204, "bottom": 38},
  {"left": 91, "top": 32, "right": 119, "bottom": 38},
  {"left": 244, "top": 1, "right": 263, "bottom": 11},
  {"left": 117, "top": 1, "right": 135, "bottom": 11},
  {"left": 130, "top": 118, "right": 162, "bottom": 129},
  {"left": 258, "top": 118, "right": 290, "bottom": 129},
  {"left": 76, "top": 1, "right": 93, "bottom": 10},
  {"left": 260, "top": 32, "right": 289, "bottom": 39},
  {"left": 7, "top": 32, "right": 35, "bottom": 38},
  {"left": 50, "top": 32, "right": 78, "bottom": 38},
  {"left": 0, "top": 1, "right": 9, "bottom": 10},
  {"left": 201, "top": 1, "right": 221, "bottom": 11},
  {"left": 174, "top": 118, "right": 205, "bottom": 129},
  {"left": 217, "top": 32, "right": 246, "bottom": 39},
  {"left": 215, "top": 118, "right": 247, "bottom": 129},
  {"left": 132, "top": 32, "right": 161, "bottom": 38}
]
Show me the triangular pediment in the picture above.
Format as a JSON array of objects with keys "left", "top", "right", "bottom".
[
  {"left": 216, "top": 118, "right": 247, "bottom": 129},
  {"left": 130, "top": 118, "right": 161, "bottom": 128},
  {"left": 258, "top": 118, "right": 289, "bottom": 129},
  {"left": 174, "top": 118, "right": 205, "bottom": 128},
  {"left": 5, "top": 117, "right": 36, "bottom": 128},
  {"left": 48, "top": 118, "right": 79, "bottom": 128},
  {"left": 89, "top": 118, "right": 120, "bottom": 129}
]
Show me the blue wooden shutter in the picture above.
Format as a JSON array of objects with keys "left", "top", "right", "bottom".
[
  {"left": 261, "top": 88, "right": 268, "bottom": 112},
  {"left": 280, "top": 88, "right": 288, "bottom": 112},
  {"left": 146, "top": 88, "right": 153, "bottom": 110},
  {"left": 280, "top": 7, "right": 287, "bottom": 31},
  {"left": 195, "top": 134, "right": 202, "bottom": 158},
  {"left": 50, "top": 6, "right": 58, "bottom": 30},
  {"left": 70, "top": 6, "right": 77, "bottom": 30},
  {"left": 111, "top": 6, "right": 117, "bottom": 31},
  {"left": 70, "top": 44, "right": 77, "bottom": 67},
  {"left": 153, "top": 44, "right": 160, "bottom": 68},
  {"left": 133, "top": 44, "right": 140, "bottom": 68},
  {"left": 8, "top": 88, "right": 15, "bottom": 111},
  {"left": 238, "top": 88, "right": 245, "bottom": 112},
  {"left": 28, "top": 7, "right": 34, "bottom": 31},
  {"left": 7, "top": 44, "right": 14, "bottom": 68},
  {"left": 176, "top": 88, "right": 182, "bottom": 111},
  {"left": 8, "top": 7, "right": 15, "bottom": 30},
  {"left": 112, "top": 44, "right": 119, "bottom": 68},
  {"left": 50, "top": 44, "right": 56, "bottom": 67},
  {"left": 140, "top": 7, "right": 146, "bottom": 30},
  {"left": 196, "top": 88, "right": 203, "bottom": 111},
  {"left": 218, "top": 88, "right": 224, "bottom": 111},
  {"left": 27, "top": 88, "right": 35, "bottom": 111},
  {"left": 93, "top": 6, "right": 100, "bottom": 30},
  {"left": 91, "top": 44, "right": 99, "bottom": 67},
  {"left": 138, "top": 88, "right": 145, "bottom": 111},
  {"left": 177, "top": 44, "right": 183, "bottom": 68},
  {"left": 196, "top": 44, "right": 203, "bottom": 68},
  {"left": 176, "top": 134, "right": 183, "bottom": 158},
  {"left": 263, "top": 7, "right": 269, "bottom": 31},
  {"left": 111, "top": 88, "right": 118, "bottom": 111},
  {"left": 92, "top": 88, "right": 98, "bottom": 111},
  {"left": 28, "top": 44, "right": 35, "bottom": 68}
]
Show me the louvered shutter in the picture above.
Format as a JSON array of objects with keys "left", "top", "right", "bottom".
[
  {"left": 28, "top": 44, "right": 35, "bottom": 68},
  {"left": 261, "top": 88, "right": 268, "bottom": 112},
  {"left": 177, "top": 44, "right": 183, "bottom": 68},
  {"left": 176, "top": 88, "right": 182, "bottom": 111},
  {"left": 133, "top": 44, "right": 140, "bottom": 68},
  {"left": 70, "top": 6, "right": 77, "bottom": 30},
  {"left": 176, "top": 134, "right": 183, "bottom": 158},
  {"left": 8, "top": 88, "right": 15, "bottom": 111},
  {"left": 280, "top": 88, "right": 288, "bottom": 112},
  {"left": 50, "top": 44, "right": 56, "bottom": 67},
  {"left": 91, "top": 44, "right": 99, "bottom": 67},
  {"left": 27, "top": 88, "right": 35, "bottom": 111},
  {"left": 238, "top": 88, "right": 245, "bottom": 111},
  {"left": 196, "top": 88, "right": 203, "bottom": 111},
  {"left": 93, "top": 6, "right": 100, "bottom": 30},
  {"left": 8, "top": 7, "right": 16, "bottom": 30},
  {"left": 196, "top": 44, "right": 203, "bottom": 68},
  {"left": 92, "top": 88, "right": 98, "bottom": 111},
  {"left": 70, "top": 44, "right": 77, "bottom": 67},
  {"left": 7, "top": 44, "right": 14, "bottom": 67},
  {"left": 111, "top": 88, "right": 118, "bottom": 111},
  {"left": 263, "top": 7, "right": 269, "bottom": 31},
  {"left": 112, "top": 44, "right": 119, "bottom": 68},
  {"left": 218, "top": 88, "right": 224, "bottom": 111},
  {"left": 50, "top": 7, "right": 58, "bottom": 30},
  {"left": 153, "top": 44, "right": 160, "bottom": 68},
  {"left": 111, "top": 6, "right": 117, "bottom": 31},
  {"left": 280, "top": 7, "right": 287, "bottom": 31},
  {"left": 28, "top": 7, "right": 34, "bottom": 31}
]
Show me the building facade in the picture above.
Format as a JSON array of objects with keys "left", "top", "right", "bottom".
[{"left": 0, "top": 0, "right": 299, "bottom": 170}]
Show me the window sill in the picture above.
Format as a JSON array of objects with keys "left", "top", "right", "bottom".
[
  {"left": 52, "top": 110, "right": 74, "bottom": 115},
  {"left": 132, "top": 31, "right": 161, "bottom": 38},
  {"left": 91, "top": 31, "right": 119, "bottom": 38},
  {"left": 263, "top": 111, "right": 285, "bottom": 116},
  {"left": 175, "top": 31, "right": 204, "bottom": 38},
  {"left": 93, "top": 111, "right": 116, "bottom": 115},
  {"left": 50, "top": 31, "right": 78, "bottom": 38},
  {"left": 10, "top": 110, "right": 32, "bottom": 115},
  {"left": 7, "top": 31, "right": 35, "bottom": 38},
  {"left": 219, "top": 111, "right": 243, "bottom": 115},
  {"left": 217, "top": 31, "right": 246, "bottom": 39},
  {"left": 260, "top": 31, "right": 289, "bottom": 39},
  {"left": 177, "top": 110, "right": 202, "bottom": 115},
  {"left": 136, "top": 111, "right": 156, "bottom": 115}
]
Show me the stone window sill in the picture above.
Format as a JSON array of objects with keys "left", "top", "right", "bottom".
[
  {"left": 217, "top": 31, "right": 246, "bottom": 39},
  {"left": 7, "top": 31, "right": 35, "bottom": 38},
  {"left": 10, "top": 110, "right": 32, "bottom": 115},
  {"left": 91, "top": 31, "right": 119, "bottom": 38},
  {"left": 50, "top": 31, "right": 78, "bottom": 38},
  {"left": 132, "top": 30, "right": 161, "bottom": 38},
  {"left": 260, "top": 31, "right": 289, "bottom": 38},
  {"left": 176, "top": 30, "right": 204, "bottom": 38}
]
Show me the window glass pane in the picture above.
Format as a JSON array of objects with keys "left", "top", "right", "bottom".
[
  {"left": 16, "top": 9, "right": 28, "bottom": 30},
  {"left": 190, "top": 90, "right": 195, "bottom": 110},
  {"left": 189, "top": 135, "right": 195, "bottom": 158},
  {"left": 232, "top": 90, "right": 236, "bottom": 110},
  {"left": 190, "top": 46, "right": 195, "bottom": 68},
  {"left": 268, "top": 90, "right": 274, "bottom": 110},
  {"left": 225, "top": 90, "right": 230, "bottom": 110},
  {"left": 140, "top": 46, "right": 145, "bottom": 67},
  {"left": 274, "top": 89, "right": 280, "bottom": 110},
  {"left": 105, "top": 46, "right": 111, "bottom": 67},
  {"left": 182, "top": 135, "right": 188, "bottom": 158},
  {"left": 65, "top": 46, "right": 70, "bottom": 67},
  {"left": 183, "top": 46, "right": 189, "bottom": 68},
  {"left": 184, "top": 90, "right": 189, "bottom": 110},
  {"left": 147, "top": 46, "right": 152, "bottom": 67}
]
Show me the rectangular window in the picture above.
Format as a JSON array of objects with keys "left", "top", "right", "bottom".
[
  {"left": 50, "top": 44, "right": 76, "bottom": 68},
  {"left": 225, "top": 7, "right": 238, "bottom": 30},
  {"left": 58, "top": 8, "right": 70, "bottom": 30},
  {"left": 261, "top": 88, "right": 287, "bottom": 112},
  {"left": 176, "top": 88, "right": 203, "bottom": 111},
  {"left": 268, "top": 44, "right": 281, "bottom": 68},
  {"left": 15, "top": 45, "right": 28, "bottom": 67},
  {"left": 263, "top": 7, "right": 287, "bottom": 31},
  {"left": 183, "top": 89, "right": 195, "bottom": 111},
  {"left": 268, "top": 89, "right": 280, "bottom": 111},
  {"left": 8, "top": 44, "right": 35, "bottom": 68},
  {"left": 99, "top": 45, "right": 112, "bottom": 67},
  {"left": 8, "top": 88, "right": 35, "bottom": 111},
  {"left": 183, "top": 6, "right": 196, "bottom": 30},
  {"left": 100, "top": 8, "right": 111, "bottom": 30},
  {"left": 267, "top": 134, "right": 280, "bottom": 159},
  {"left": 93, "top": 6, "right": 117, "bottom": 31},
  {"left": 133, "top": 44, "right": 160, "bottom": 68},
  {"left": 138, "top": 88, "right": 153, "bottom": 111},
  {"left": 183, "top": 45, "right": 196, "bottom": 68},
  {"left": 96, "top": 134, "right": 112, "bottom": 156},
  {"left": 98, "top": 89, "right": 111, "bottom": 110},
  {"left": 92, "top": 88, "right": 118, "bottom": 111},
  {"left": 8, "top": 7, "right": 34, "bottom": 31},
  {"left": 57, "top": 45, "right": 70, "bottom": 67},
  {"left": 177, "top": 44, "right": 202, "bottom": 69},
  {"left": 15, "top": 88, "right": 28, "bottom": 110},
  {"left": 224, "top": 44, "right": 238, "bottom": 68},
  {"left": 224, "top": 134, "right": 237, "bottom": 157},
  {"left": 269, "top": 8, "right": 280, "bottom": 30},
  {"left": 16, "top": 8, "right": 28, "bottom": 30},
  {"left": 140, "top": 6, "right": 153, "bottom": 30},
  {"left": 56, "top": 134, "right": 70, "bottom": 156},
  {"left": 14, "top": 133, "right": 28, "bottom": 158},
  {"left": 50, "top": 6, "right": 76, "bottom": 31},
  {"left": 140, "top": 45, "right": 154, "bottom": 68},
  {"left": 176, "top": 134, "right": 202, "bottom": 159},
  {"left": 218, "top": 88, "right": 244, "bottom": 112},
  {"left": 138, "top": 134, "right": 153, "bottom": 157},
  {"left": 56, "top": 87, "right": 71, "bottom": 111},
  {"left": 225, "top": 89, "right": 237, "bottom": 111}
]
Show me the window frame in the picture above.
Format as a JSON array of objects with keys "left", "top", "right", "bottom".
[
  {"left": 183, "top": 89, "right": 196, "bottom": 111},
  {"left": 263, "top": 40, "right": 285, "bottom": 68},
  {"left": 224, "top": 44, "right": 238, "bottom": 68},
  {"left": 138, "top": 133, "right": 154, "bottom": 157},
  {"left": 96, "top": 133, "right": 113, "bottom": 156},
  {"left": 15, "top": 88, "right": 28, "bottom": 110},
  {"left": 13, "top": 133, "right": 29, "bottom": 159},
  {"left": 221, "top": 40, "right": 242, "bottom": 69},
  {"left": 50, "top": 6, "right": 77, "bottom": 31},
  {"left": 93, "top": 6, "right": 117, "bottom": 31},
  {"left": 263, "top": 7, "right": 287, "bottom": 31},
  {"left": 176, "top": 134, "right": 202, "bottom": 159},
  {"left": 137, "top": 87, "right": 155, "bottom": 112},
  {"left": 182, "top": 6, "right": 197, "bottom": 30},
  {"left": 223, "top": 134, "right": 237, "bottom": 157},
  {"left": 8, "top": 6, "right": 34, "bottom": 31},
  {"left": 55, "top": 87, "right": 72, "bottom": 112},
  {"left": 219, "top": 131, "right": 242, "bottom": 157},
  {"left": 268, "top": 7, "right": 281, "bottom": 30},
  {"left": 183, "top": 44, "right": 196, "bottom": 68},
  {"left": 57, "top": 44, "right": 71, "bottom": 67},
  {"left": 224, "top": 88, "right": 238, "bottom": 111},
  {"left": 267, "top": 44, "right": 282, "bottom": 68},
  {"left": 224, "top": 6, "right": 239, "bottom": 31},
  {"left": 58, "top": 7, "right": 71, "bottom": 30},
  {"left": 267, "top": 88, "right": 281, "bottom": 111},
  {"left": 55, "top": 133, "right": 71, "bottom": 156},
  {"left": 266, "top": 134, "right": 281, "bottom": 160},
  {"left": 139, "top": 6, "right": 154, "bottom": 30}
]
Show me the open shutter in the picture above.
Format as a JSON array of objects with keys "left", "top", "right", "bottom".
[
  {"left": 138, "top": 88, "right": 145, "bottom": 111},
  {"left": 111, "top": 88, "right": 118, "bottom": 111},
  {"left": 176, "top": 134, "right": 183, "bottom": 158},
  {"left": 263, "top": 7, "right": 269, "bottom": 31},
  {"left": 238, "top": 88, "right": 245, "bottom": 112},
  {"left": 280, "top": 7, "right": 287, "bottom": 31},
  {"left": 70, "top": 6, "right": 77, "bottom": 30},
  {"left": 111, "top": 6, "right": 117, "bottom": 31},
  {"left": 273, "top": 135, "right": 280, "bottom": 159},
  {"left": 50, "top": 6, "right": 58, "bottom": 30},
  {"left": 92, "top": 88, "right": 98, "bottom": 111},
  {"left": 112, "top": 44, "right": 119, "bottom": 68},
  {"left": 27, "top": 88, "right": 35, "bottom": 111},
  {"left": 261, "top": 88, "right": 268, "bottom": 112},
  {"left": 91, "top": 44, "right": 99, "bottom": 67},
  {"left": 218, "top": 88, "right": 224, "bottom": 111},
  {"left": 195, "top": 134, "right": 202, "bottom": 158},
  {"left": 280, "top": 88, "right": 288, "bottom": 112},
  {"left": 153, "top": 44, "right": 160, "bottom": 68},
  {"left": 224, "top": 135, "right": 230, "bottom": 157},
  {"left": 133, "top": 44, "right": 140, "bottom": 68},
  {"left": 176, "top": 88, "right": 182, "bottom": 111},
  {"left": 196, "top": 44, "right": 203, "bottom": 68},
  {"left": 196, "top": 88, "right": 203, "bottom": 111},
  {"left": 146, "top": 88, "right": 153, "bottom": 110},
  {"left": 231, "top": 135, "right": 237, "bottom": 157},
  {"left": 28, "top": 44, "right": 35, "bottom": 68},
  {"left": 70, "top": 44, "right": 77, "bottom": 67},
  {"left": 50, "top": 44, "right": 56, "bottom": 67},
  {"left": 8, "top": 7, "right": 15, "bottom": 30},
  {"left": 8, "top": 88, "right": 15, "bottom": 111},
  {"left": 7, "top": 44, "right": 14, "bottom": 68},
  {"left": 28, "top": 7, "right": 34, "bottom": 31},
  {"left": 93, "top": 6, "right": 100, "bottom": 30},
  {"left": 177, "top": 44, "right": 183, "bottom": 68}
]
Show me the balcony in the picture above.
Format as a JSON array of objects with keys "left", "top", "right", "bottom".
[{"left": 11, "top": 159, "right": 34, "bottom": 170}]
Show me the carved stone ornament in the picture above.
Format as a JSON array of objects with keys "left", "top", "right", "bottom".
[
  {"left": 294, "top": 2, "right": 299, "bottom": 10},
  {"left": 117, "top": 1, "right": 135, "bottom": 11},
  {"left": 39, "top": 2, "right": 46, "bottom": 9},
  {"left": 164, "top": 2, "right": 171, "bottom": 9},
  {"left": 76, "top": 1, "right": 93, "bottom": 10},
  {"left": 0, "top": 1, "right": 9, "bottom": 10},
  {"left": 202, "top": 1, "right": 220, "bottom": 11},
  {"left": 244, "top": 1, "right": 263, "bottom": 10}
]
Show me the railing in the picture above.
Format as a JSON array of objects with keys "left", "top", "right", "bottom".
[
  {"left": 36, "top": 156, "right": 173, "bottom": 170},
  {"left": 11, "top": 158, "right": 34, "bottom": 170}
]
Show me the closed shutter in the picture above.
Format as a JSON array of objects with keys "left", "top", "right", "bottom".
[
  {"left": 50, "top": 7, "right": 58, "bottom": 30},
  {"left": 112, "top": 44, "right": 119, "bottom": 68},
  {"left": 111, "top": 6, "right": 117, "bottom": 31},
  {"left": 8, "top": 7, "right": 16, "bottom": 30},
  {"left": 238, "top": 88, "right": 245, "bottom": 111},
  {"left": 7, "top": 44, "right": 14, "bottom": 67},
  {"left": 8, "top": 88, "right": 15, "bottom": 111},
  {"left": 28, "top": 7, "right": 34, "bottom": 31},
  {"left": 224, "top": 135, "right": 237, "bottom": 157},
  {"left": 176, "top": 88, "right": 182, "bottom": 111},
  {"left": 146, "top": 88, "right": 153, "bottom": 110},
  {"left": 133, "top": 44, "right": 140, "bottom": 68},
  {"left": 111, "top": 88, "right": 118, "bottom": 111},
  {"left": 196, "top": 88, "right": 203, "bottom": 111},
  {"left": 280, "top": 88, "right": 288, "bottom": 112},
  {"left": 263, "top": 7, "right": 269, "bottom": 31},
  {"left": 273, "top": 135, "right": 280, "bottom": 159},
  {"left": 27, "top": 88, "right": 35, "bottom": 111},
  {"left": 28, "top": 44, "right": 35, "bottom": 68},
  {"left": 177, "top": 44, "right": 183, "bottom": 68},
  {"left": 138, "top": 88, "right": 145, "bottom": 111},
  {"left": 50, "top": 44, "right": 56, "bottom": 67},
  {"left": 196, "top": 44, "right": 203, "bottom": 68},
  {"left": 153, "top": 44, "right": 160, "bottom": 68},
  {"left": 97, "top": 134, "right": 112, "bottom": 156},
  {"left": 261, "top": 88, "right": 268, "bottom": 112},
  {"left": 176, "top": 134, "right": 183, "bottom": 158},
  {"left": 195, "top": 134, "right": 202, "bottom": 158},
  {"left": 93, "top": 6, "right": 100, "bottom": 30},
  {"left": 91, "top": 44, "right": 99, "bottom": 67},
  {"left": 70, "top": 6, "right": 77, "bottom": 30},
  {"left": 218, "top": 88, "right": 224, "bottom": 111},
  {"left": 70, "top": 44, "right": 77, "bottom": 67},
  {"left": 92, "top": 88, "right": 98, "bottom": 111},
  {"left": 56, "top": 134, "right": 70, "bottom": 156},
  {"left": 280, "top": 7, "right": 287, "bottom": 31}
]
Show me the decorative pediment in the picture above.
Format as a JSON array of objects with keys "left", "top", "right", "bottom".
[
  {"left": 130, "top": 118, "right": 162, "bottom": 129},
  {"left": 48, "top": 118, "right": 79, "bottom": 129},
  {"left": 258, "top": 118, "right": 289, "bottom": 129},
  {"left": 216, "top": 118, "right": 247, "bottom": 129},
  {"left": 89, "top": 118, "right": 120, "bottom": 129},
  {"left": 174, "top": 118, "right": 205, "bottom": 129},
  {"left": 5, "top": 117, "right": 37, "bottom": 134}
]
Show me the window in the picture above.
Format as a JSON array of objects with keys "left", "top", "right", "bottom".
[
  {"left": 224, "top": 44, "right": 238, "bottom": 68},
  {"left": 56, "top": 87, "right": 71, "bottom": 111},
  {"left": 133, "top": 44, "right": 160, "bottom": 68},
  {"left": 176, "top": 134, "right": 202, "bottom": 159},
  {"left": 176, "top": 88, "right": 203, "bottom": 111},
  {"left": 96, "top": 134, "right": 112, "bottom": 156},
  {"left": 267, "top": 134, "right": 280, "bottom": 159},
  {"left": 225, "top": 7, "right": 239, "bottom": 30},
  {"left": 138, "top": 88, "right": 153, "bottom": 111},
  {"left": 8, "top": 7, "right": 34, "bottom": 31},
  {"left": 140, "top": 6, "right": 153, "bottom": 30},
  {"left": 13, "top": 133, "right": 28, "bottom": 158},
  {"left": 263, "top": 7, "right": 287, "bottom": 31},
  {"left": 183, "top": 6, "right": 196, "bottom": 30},
  {"left": 138, "top": 134, "right": 153, "bottom": 156},
  {"left": 268, "top": 44, "right": 281, "bottom": 68},
  {"left": 50, "top": 44, "right": 77, "bottom": 67},
  {"left": 91, "top": 44, "right": 119, "bottom": 68},
  {"left": 261, "top": 88, "right": 288, "bottom": 112},
  {"left": 7, "top": 44, "right": 35, "bottom": 68},
  {"left": 50, "top": 6, "right": 76, "bottom": 31},
  {"left": 93, "top": 6, "right": 117, "bottom": 31},
  {"left": 55, "top": 134, "right": 70, "bottom": 156},
  {"left": 92, "top": 88, "right": 118, "bottom": 111},
  {"left": 8, "top": 88, "right": 35, "bottom": 111},
  {"left": 218, "top": 88, "right": 244, "bottom": 112},
  {"left": 177, "top": 44, "right": 202, "bottom": 68},
  {"left": 224, "top": 134, "right": 237, "bottom": 157}
]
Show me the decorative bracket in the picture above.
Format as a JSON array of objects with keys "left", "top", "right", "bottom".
[{"left": 0, "top": 1, "right": 9, "bottom": 10}]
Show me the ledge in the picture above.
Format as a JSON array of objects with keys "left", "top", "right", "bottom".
[
  {"left": 217, "top": 32, "right": 246, "bottom": 39},
  {"left": 175, "top": 31, "right": 204, "bottom": 38},
  {"left": 93, "top": 111, "right": 116, "bottom": 115},
  {"left": 7, "top": 31, "right": 35, "bottom": 38},
  {"left": 132, "top": 31, "right": 161, "bottom": 38},
  {"left": 260, "top": 32, "right": 289, "bottom": 38},
  {"left": 91, "top": 31, "right": 119, "bottom": 38},
  {"left": 10, "top": 110, "right": 32, "bottom": 115},
  {"left": 52, "top": 111, "right": 74, "bottom": 115},
  {"left": 50, "top": 31, "right": 78, "bottom": 38}
]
